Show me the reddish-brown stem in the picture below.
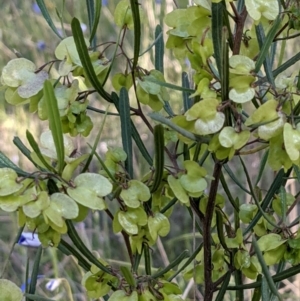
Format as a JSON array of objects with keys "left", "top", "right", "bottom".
[{"left": 232, "top": 6, "right": 248, "bottom": 55}]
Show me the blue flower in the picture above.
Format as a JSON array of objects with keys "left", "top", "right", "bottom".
[
  {"left": 45, "top": 279, "right": 61, "bottom": 291},
  {"left": 32, "top": 3, "right": 41, "bottom": 14},
  {"left": 102, "top": 0, "right": 108, "bottom": 6},
  {"left": 36, "top": 40, "right": 46, "bottom": 51},
  {"left": 18, "top": 232, "right": 41, "bottom": 248}
]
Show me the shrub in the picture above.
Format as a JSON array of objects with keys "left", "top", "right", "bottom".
[{"left": 1, "top": 0, "right": 300, "bottom": 300}]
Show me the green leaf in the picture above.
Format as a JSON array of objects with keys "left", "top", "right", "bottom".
[
  {"left": 26, "top": 130, "right": 55, "bottom": 172},
  {"left": 272, "top": 51, "right": 300, "bottom": 79},
  {"left": 155, "top": 24, "right": 164, "bottom": 74},
  {"left": 151, "top": 124, "right": 164, "bottom": 193},
  {"left": 66, "top": 220, "right": 113, "bottom": 275},
  {"left": 145, "top": 77, "right": 195, "bottom": 93},
  {"left": 182, "top": 72, "right": 192, "bottom": 112},
  {"left": 36, "top": 0, "right": 63, "bottom": 39},
  {"left": 120, "top": 266, "right": 136, "bottom": 286},
  {"left": 255, "top": 17, "right": 281, "bottom": 84},
  {"left": 211, "top": 1, "right": 224, "bottom": 76},
  {"left": 152, "top": 249, "right": 189, "bottom": 279},
  {"left": 252, "top": 236, "right": 283, "bottom": 301},
  {"left": 149, "top": 112, "right": 200, "bottom": 142},
  {"left": 120, "top": 180, "right": 150, "bottom": 208},
  {"left": 111, "top": 92, "right": 152, "bottom": 166},
  {"left": 43, "top": 80, "right": 65, "bottom": 174},
  {"left": 29, "top": 246, "right": 43, "bottom": 295},
  {"left": 71, "top": 18, "right": 112, "bottom": 102},
  {"left": 67, "top": 173, "right": 112, "bottom": 210},
  {"left": 129, "top": 0, "right": 141, "bottom": 71},
  {"left": 120, "top": 87, "right": 133, "bottom": 178},
  {"left": 24, "top": 294, "right": 55, "bottom": 301},
  {"left": 257, "top": 234, "right": 286, "bottom": 252},
  {"left": 0, "top": 279, "right": 23, "bottom": 301},
  {"left": 223, "top": 164, "right": 251, "bottom": 195},
  {"left": 148, "top": 212, "right": 170, "bottom": 241},
  {"left": 0, "top": 152, "right": 29, "bottom": 177},
  {"left": 244, "top": 169, "right": 286, "bottom": 235},
  {"left": 89, "top": 0, "right": 101, "bottom": 46}
]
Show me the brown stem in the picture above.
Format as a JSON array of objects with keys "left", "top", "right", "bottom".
[
  {"left": 203, "top": 161, "right": 223, "bottom": 301},
  {"left": 232, "top": 6, "right": 248, "bottom": 55}
]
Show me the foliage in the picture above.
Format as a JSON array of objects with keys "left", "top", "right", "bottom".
[{"left": 2, "top": 0, "right": 300, "bottom": 300}]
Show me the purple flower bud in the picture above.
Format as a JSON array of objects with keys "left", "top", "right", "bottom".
[
  {"left": 32, "top": 3, "right": 41, "bottom": 14},
  {"left": 36, "top": 40, "right": 46, "bottom": 51}
]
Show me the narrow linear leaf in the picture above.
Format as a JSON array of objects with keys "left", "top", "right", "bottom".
[
  {"left": 182, "top": 72, "right": 192, "bottom": 112},
  {"left": 120, "top": 266, "right": 136, "bottom": 286},
  {"left": 25, "top": 258, "right": 30, "bottom": 299},
  {"left": 102, "top": 24, "right": 124, "bottom": 86},
  {"left": 26, "top": 130, "right": 55, "bottom": 172},
  {"left": 216, "top": 208, "right": 228, "bottom": 251},
  {"left": 24, "top": 295, "right": 55, "bottom": 301},
  {"left": 215, "top": 271, "right": 231, "bottom": 301},
  {"left": 129, "top": 0, "right": 141, "bottom": 71},
  {"left": 255, "top": 17, "right": 281, "bottom": 74},
  {"left": 87, "top": 0, "right": 102, "bottom": 48},
  {"left": 144, "top": 243, "right": 152, "bottom": 275},
  {"left": 220, "top": 171, "right": 239, "bottom": 212},
  {"left": 0, "top": 226, "right": 24, "bottom": 278},
  {"left": 221, "top": 26, "right": 229, "bottom": 102},
  {"left": 273, "top": 52, "right": 300, "bottom": 78},
  {"left": 155, "top": 25, "right": 164, "bottom": 74},
  {"left": 86, "top": 0, "right": 95, "bottom": 34},
  {"left": 146, "top": 77, "right": 195, "bottom": 93},
  {"left": 261, "top": 276, "right": 270, "bottom": 301},
  {"left": 168, "top": 243, "right": 202, "bottom": 281},
  {"left": 58, "top": 239, "right": 91, "bottom": 271},
  {"left": 226, "top": 259, "right": 300, "bottom": 291},
  {"left": 66, "top": 220, "right": 113, "bottom": 275},
  {"left": 255, "top": 150, "right": 269, "bottom": 186},
  {"left": 211, "top": 1, "right": 224, "bottom": 76},
  {"left": 36, "top": 0, "right": 63, "bottom": 39},
  {"left": 71, "top": 18, "right": 112, "bottom": 102},
  {"left": 82, "top": 107, "right": 109, "bottom": 172},
  {"left": 152, "top": 249, "right": 189, "bottom": 279},
  {"left": 120, "top": 87, "right": 133, "bottom": 178},
  {"left": 91, "top": 148, "right": 118, "bottom": 183},
  {"left": 139, "top": 30, "right": 163, "bottom": 57},
  {"left": 293, "top": 164, "right": 300, "bottom": 183},
  {"left": 13, "top": 137, "right": 32, "bottom": 162},
  {"left": 149, "top": 112, "right": 207, "bottom": 142},
  {"left": 255, "top": 19, "right": 281, "bottom": 85},
  {"left": 240, "top": 157, "right": 279, "bottom": 229},
  {"left": 29, "top": 246, "right": 43, "bottom": 295},
  {"left": 0, "top": 151, "right": 29, "bottom": 177},
  {"left": 112, "top": 92, "right": 152, "bottom": 165},
  {"left": 223, "top": 164, "right": 251, "bottom": 194},
  {"left": 43, "top": 80, "right": 64, "bottom": 174},
  {"left": 151, "top": 124, "right": 164, "bottom": 193},
  {"left": 244, "top": 169, "right": 286, "bottom": 235},
  {"left": 252, "top": 236, "right": 283, "bottom": 301},
  {"left": 251, "top": 275, "right": 262, "bottom": 301},
  {"left": 279, "top": 186, "right": 287, "bottom": 224}
]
